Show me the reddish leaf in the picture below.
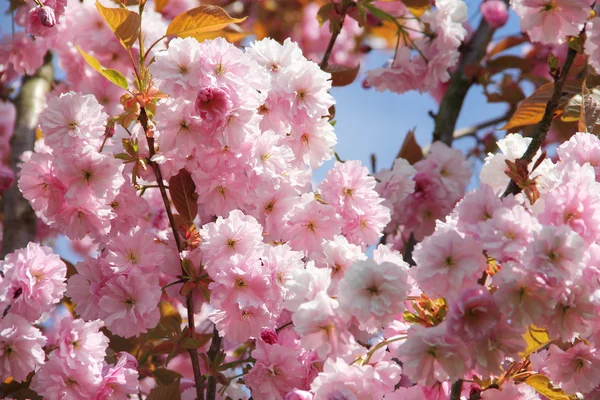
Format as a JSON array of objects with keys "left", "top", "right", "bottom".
[
  {"left": 488, "top": 35, "right": 527, "bottom": 58},
  {"left": 153, "top": 368, "right": 182, "bottom": 386},
  {"left": 579, "top": 78, "right": 600, "bottom": 134},
  {"left": 325, "top": 64, "right": 360, "bottom": 87},
  {"left": 396, "top": 129, "right": 423, "bottom": 165},
  {"left": 501, "top": 79, "right": 584, "bottom": 130},
  {"left": 486, "top": 55, "right": 532, "bottom": 74},
  {"left": 168, "top": 169, "right": 198, "bottom": 223},
  {"left": 146, "top": 379, "right": 182, "bottom": 400}
]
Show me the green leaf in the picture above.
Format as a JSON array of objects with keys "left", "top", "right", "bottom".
[
  {"left": 364, "top": 3, "right": 400, "bottom": 28},
  {"left": 181, "top": 258, "right": 196, "bottom": 279},
  {"left": 76, "top": 46, "right": 128, "bottom": 90},
  {"left": 316, "top": 3, "right": 333, "bottom": 26},
  {"left": 179, "top": 337, "right": 200, "bottom": 350},
  {"left": 567, "top": 35, "right": 584, "bottom": 53}
]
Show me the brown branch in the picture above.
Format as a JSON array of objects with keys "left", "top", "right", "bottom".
[
  {"left": 450, "top": 379, "right": 463, "bottom": 400},
  {"left": 320, "top": 21, "right": 342, "bottom": 71},
  {"left": 452, "top": 112, "right": 512, "bottom": 140},
  {"left": 139, "top": 108, "right": 205, "bottom": 400},
  {"left": 1, "top": 52, "right": 53, "bottom": 258},
  {"left": 502, "top": 32, "right": 581, "bottom": 198},
  {"left": 432, "top": 0, "right": 510, "bottom": 146},
  {"left": 206, "top": 326, "right": 223, "bottom": 400}
]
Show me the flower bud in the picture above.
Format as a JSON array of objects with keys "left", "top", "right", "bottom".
[
  {"left": 259, "top": 328, "right": 278, "bottom": 344},
  {"left": 37, "top": 6, "right": 56, "bottom": 28},
  {"left": 480, "top": 0, "right": 509, "bottom": 29}
]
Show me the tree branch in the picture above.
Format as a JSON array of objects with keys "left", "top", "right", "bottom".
[
  {"left": 1, "top": 52, "right": 53, "bottom": 258},
  {"left": 450, "top": 379, "right": 463, "bottom": 400},
  {"left": 432, "top": 0, "right": 510, "bottom": 146},
  {"left": 139, "top": 108, "right": 205, "bottom": 400},
  {"left": 502, "top": 32, "right": 581, "bottom": 198},
  {"left": 206, "top": 326, "right": 223, "bottom": 400}
]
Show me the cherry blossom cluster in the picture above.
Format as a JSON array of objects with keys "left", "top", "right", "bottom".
[
  {"left": 0, "top": 242, "right": 139, "bottom": 399},
  {"left": 365, "top": 0, "right": 469, "bottom": 94},
  {"left": 377, "top": 142, "right": 471, "bottom": 242},
  {"left": 7, "top": 0, "right": 600, "bottom": 399}
]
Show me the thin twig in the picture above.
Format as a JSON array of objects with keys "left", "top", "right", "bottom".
[
  {"left": 452, "top": 112, "right": 511, "bottom": 140},
  {"left": 502, "top": 30, "right": 582, "bottom": 198},
  {"left": 206, "top": 326, "right": 223, "bottom": 400},
  {"left": 320, "top": 21, "right": 343, "bottom": 71},
  {"left": 139, "top": 107, "right": 205, "bottom": 400}
]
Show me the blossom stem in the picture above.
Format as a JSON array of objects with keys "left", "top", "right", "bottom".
[
  {"left": 143, "top": 35, "right": 167, "bottom": 62},
  {"left": 432, "top": 0, "right": 510, "bottom": 146},
  {"left": 139, "top": 107, "right": 205, "bottom": 400},
  {"left": 502, "top": 29, "right": 583, "bottom": 198}
]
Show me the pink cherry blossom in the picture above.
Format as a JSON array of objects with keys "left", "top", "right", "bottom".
[
  {"left": 511, "top": 0, "right": 591, "bottom": 45},
  {"left": 98, "top": 273, "right": 161, "bottom": 338},
  {"left": 338, "top": 258, "right": 410, "bottom": 333},
  {"left": 446, "top": 287, "right": 501, "bottom": 341},
  {"left": 51, "top": 318, "right": 108, "bottom": 367},
  {"left": 0, "top": 242, "right": 66, "bottom": 321},
  {"left": 30, "top": 356, "right": 102, "bottom": 400},
  {"left": 245, "top": 341, "right": 308, "bottom": 399},
  {"left": 96, "top": 354, "right": 140, "bottom": 400},
  {"left": 0, "top": 314, "right": 46, "bottom": 382},
  {"left": 396, "top": 324, "right": 469, "bottom": 386},
  {"left": 412, "top": 229, "right": 487, "bottom": 300},
  {"left": 546, "top": 343, "right": 600, "bottom": 394}
]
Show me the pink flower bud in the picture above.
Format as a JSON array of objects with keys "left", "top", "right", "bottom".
[
  {"left": 260, "top": 328, "right": 278, "bottom": 344},
  {"left": 194, "top": 86, "right": 233, "bottom": 122},
  {"left": 37, "top": 6, "right": 56, "bottom": 28},
  {"left": 480, "top": 0, "right": 509, "bottom": 29}
]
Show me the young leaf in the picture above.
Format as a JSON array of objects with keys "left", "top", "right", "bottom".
[
  {"left": 188, "top": 29, "right": 249, "bottom": 43},
  {"left": 95, "top": 2, "right": 141, "bottom": 49},
  {"left": 154, "top": 0, "right": 169, "bottom": 13},
  {"left": 501, "top": 79, "right": 583, "bottom": 130},
  {"left": 166, "top": 5, "right": 247, "bottom": 38},
  {"left": 325, "top": 64, "right": 360, "bottom": 87},
  {"left": 488, "top": 35, "right": 527, "bottom": 58},
  {"left": 152, "top": 368, "right": 182, "bottom": 386},
  {"left": 525, "top": 375, "right": 575, "bottom": 400},
  {"left": 76, "top": 46, "right": 129, "bottom": 90},
  {"left": 579, "top": 79, "right": 600, "bottom": 134},
  {"left": 520, "top": 325, "right": 550, "bottom": 357},
  {"left": 146, "top": 379, "right": 182, "bottom": 400},
  {"left": 168, "top": 169, "right": 198, "bottom": 223},
  {"left": 396, "top": 129, "right": 423, "bottom": 165}
]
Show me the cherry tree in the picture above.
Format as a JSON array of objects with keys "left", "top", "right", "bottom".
[{"left": 2, "top": 0, "right": 600, "bottom": 399}]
